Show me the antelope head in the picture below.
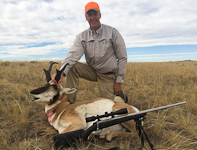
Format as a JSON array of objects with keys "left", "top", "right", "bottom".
[{"left": 30, "top": 62, "right": 77, "bottom": 103}]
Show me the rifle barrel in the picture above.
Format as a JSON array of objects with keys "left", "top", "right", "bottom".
[
  {"left": 99, "top": 101, "right": 186, "bottom": 124},
  {"left": 132, "top": 101, "right": 186, "bottom": 115}
]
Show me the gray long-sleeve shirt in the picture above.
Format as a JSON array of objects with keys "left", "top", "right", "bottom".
[{"left": 61, "top": 24, "right": 127, "bottom": 83}]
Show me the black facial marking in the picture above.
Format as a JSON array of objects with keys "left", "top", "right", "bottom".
[
  {"left": 48, "top": 93, "right": 60, "bottom": 105},
  {"left": 68, "top": 89, "right": 75, "bottom": 93},
  {"left": 30, "top": 84, "right": 51, "bottom": 95}
]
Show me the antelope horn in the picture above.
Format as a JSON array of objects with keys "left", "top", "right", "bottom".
[
  {"left": 43, "top": 62, "right": 58, "bottom": 83},
  {"left": 55, "top": 63, "right": 69, "bottom": 83}
]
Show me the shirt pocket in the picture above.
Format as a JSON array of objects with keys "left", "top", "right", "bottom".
[
  {"left": 84, "top": 40, "right": 94, "bottom": 58},
  {"left": 99, "top": 38, "right": 113, "bottom": 57}
]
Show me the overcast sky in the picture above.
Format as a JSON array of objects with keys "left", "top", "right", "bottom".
[{"left": 0, "top": 0, "right": 197, "bottom": 62}]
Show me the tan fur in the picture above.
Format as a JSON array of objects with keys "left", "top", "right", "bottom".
[
  {"left": 31, "top": 85, "right": 139, "bottom": 141},
  {"left": 53, "top": 99, "right": 138, "bottom": 138}
]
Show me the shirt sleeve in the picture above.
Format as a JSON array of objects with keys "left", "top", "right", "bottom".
[
  {"left": 60, "top": 36, "right": 84, "bottom": 75},
  {"left": 112, "top": 28, "right": 127, "bottom": 83}
]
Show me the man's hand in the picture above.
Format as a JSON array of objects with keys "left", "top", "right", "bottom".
[
  {"left": 51, "top": 73, "right": 64, "bottom": 85},
  {"left": 114, "top": 83, "right": 121, "bottom": 95}
]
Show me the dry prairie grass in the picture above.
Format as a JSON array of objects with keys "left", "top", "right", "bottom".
[{"left": 0, "top": 61, "right": 196, "bottom": 150}]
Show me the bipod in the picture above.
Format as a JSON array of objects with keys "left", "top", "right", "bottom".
[{"left": 135, "top": 116, "right": 155, "bottom": 150}]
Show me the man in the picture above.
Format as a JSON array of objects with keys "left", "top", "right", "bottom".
[{"left": 52, "top": 2, "right": 127, "bottom": 104}]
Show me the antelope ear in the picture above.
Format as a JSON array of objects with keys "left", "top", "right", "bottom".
[{"left": 63, "top": 88, "right": 77, "bottom": 94}]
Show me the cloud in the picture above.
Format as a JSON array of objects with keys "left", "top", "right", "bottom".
[
  {"left": 101, "top": 0, "right": 197, "bottom": 47},
  {"left": 0, "top": 43, "right": 68, "bottom": 58},
  {"left": 128, "top": 52, "right": 197, "bottom": 61},
  {"left": 0, "top": 0, "right": 88, "bottom": 45},
  {"left": 0, "top": 0, "right": 197, "bottom": 61},
  {"left": 129, "top": 52, "right": 197, "bottom": 57},
  {"left": 37, "top": 57, "right": 86, "bottom": 62},
  {"left": 38, "top": 57, "right": 64, "bottom": 61}
]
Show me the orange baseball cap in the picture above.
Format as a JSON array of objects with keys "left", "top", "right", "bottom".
[{"left": 85, "top": 2, "right": 100, "bottom": 14}]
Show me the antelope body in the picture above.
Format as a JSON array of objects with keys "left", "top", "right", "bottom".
[{"left": 30, "top": 62, "right": 139, "bottom": 141}]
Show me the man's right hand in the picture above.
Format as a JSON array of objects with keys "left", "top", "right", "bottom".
[
  {"left": 51, "top": 73, "right": 64, "bottom": 85},
  {"left": 51, "top": 74, "right": 58, "bottom": 85}
]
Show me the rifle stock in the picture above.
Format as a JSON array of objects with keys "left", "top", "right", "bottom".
[
  {"left": 54, "top": 113, "right": 146, "bottom": 147},
  {"left": 54, "top": 108, "right": 129, "bottom": 147},
  {"left": 54, "top": 129, "right": 84, "bottom": 147},
  {"left": 54, "top": 101, "right": 186, "bottom": 148}
]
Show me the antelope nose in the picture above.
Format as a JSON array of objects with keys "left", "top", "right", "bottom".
[{"left": 30, "top": 90, "right": 34, "bottom": 94}]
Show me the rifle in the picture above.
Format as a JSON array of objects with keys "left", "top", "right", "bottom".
[{"left": 54, "top": 101, "right": 186, "bottom": 149}]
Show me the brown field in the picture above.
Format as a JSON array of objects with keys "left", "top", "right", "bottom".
[{"left": 0, "top": 61, "right": 197, "bottom": 150}]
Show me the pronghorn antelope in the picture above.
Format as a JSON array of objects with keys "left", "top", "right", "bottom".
[{"left": 30, "top": 62, "right": 139, "bottom": 142}]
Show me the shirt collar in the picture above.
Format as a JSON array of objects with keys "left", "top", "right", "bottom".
[{"left": 90, "top": 24, "right": 103, "bottom": 36}]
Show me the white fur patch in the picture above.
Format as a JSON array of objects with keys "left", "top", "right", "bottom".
[
  {"left": 61, "top": 88, "right": 77, "bottom": 95},
  {"left": 75, "top": 99, "right": 123, "bottom": 135},
  {"left": 114, "top": 96, "right": 124, "bottom": 102},
  {"left": 34, "top": 91, "right": 57, "bottom": 102},
  {"left": 53, "top": 108, "right": 71, "bottom": 133},
  {"left": 75, "top": 99, "right": 115, "bottom": 119},
  {"left": 57, "top": 121, "right": 71, "bottom": 134},
  {"left": 132, "top": 106, "right": 139, "bottom": 112},
  {"left": 93, "top": 124, "right": 124, "bottom": 136}
]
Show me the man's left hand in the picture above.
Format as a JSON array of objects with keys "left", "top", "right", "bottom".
[{"left": 114, "top": 83, "right": 121, "bottom": 95}]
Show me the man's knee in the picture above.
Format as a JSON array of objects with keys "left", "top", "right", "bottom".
[
  {"left": 68, "top": 62, "right": 81, "bottom": 75},
  {"left": 99, "top": 87, "right": 115, "bottom": 100},
  {"left": 72, "top": 62, "right": 82, "bottom": 69}
]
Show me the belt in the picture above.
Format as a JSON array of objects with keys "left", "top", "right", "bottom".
[{"left": 104, "top": 72, "right": 114, "bottom": 75}]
